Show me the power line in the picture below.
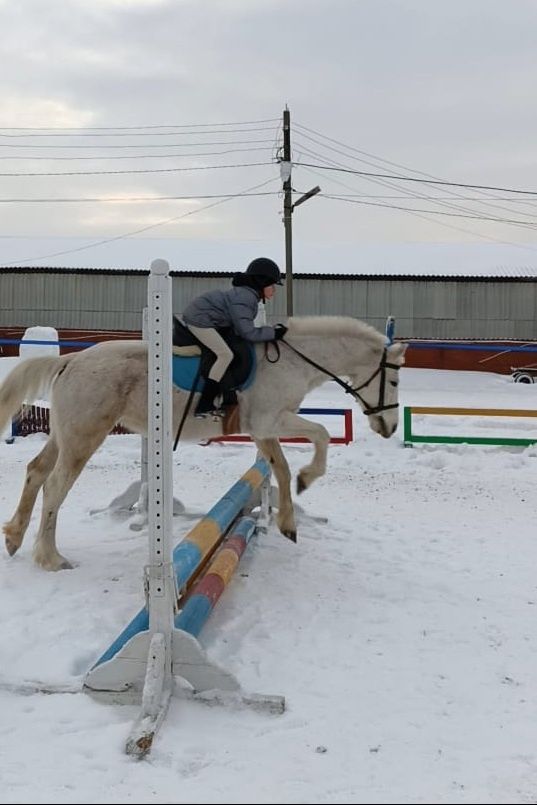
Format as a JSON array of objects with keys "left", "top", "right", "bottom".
[
  {"left": 299, "top": 162, "right": 537, "bottom": 251},
  {"left": 292, "top": 192, "right": 537, "bottom": 204},
  {"left": 293, "top": 139, "right": 537, "bottom": 229},
  {"left": 0, "top": 191, "right": 280, "bottom": 203},
  {"left": 0, "top": 160, "right": 275, "bottom": 177},
  {"left": 295, "top": 121, "right": 536, "bottom": 202},
  {"left": 0, "top": 138, "right": 276, "bottom": 150},
  {"left": 293, "top": 122, "right": 537, "bottom": 218},
  {"left": 295, "top": 145, "right": 537, "bottom": 230},
  {"left": 321, "top": 193, "right": 537, "bottom": 229},
  {"left": 295, "top": 121, "right": 432, "bottom": 175},
  {"left": 0, "top": 117, "right": 280, "bottom": 131},
  {"left": 0, "top": 146, "right": 273, "bottom": 161},
  {"left": 0, "top": 176, "right": 279, "bottom": 267},
  {"left": 293, "top": 143, "right": 537, "bottom": 224},
  {"left": 294, "top": 161, "right": 537, "bottom": 197},
  {"left": 0, "top": 126, "right": 278, "bottom": 139}
]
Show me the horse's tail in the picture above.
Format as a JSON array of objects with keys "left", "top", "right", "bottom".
[{"left": 0, "top": 354, "right": 71, "bottom": 435}]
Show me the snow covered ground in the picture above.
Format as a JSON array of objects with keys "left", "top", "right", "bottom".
[{"left": 1, "top": 363, "right": 537, "bottom": 804}]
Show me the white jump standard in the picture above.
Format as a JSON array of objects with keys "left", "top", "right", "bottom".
[{"left": 84, "top": 259, "right": 283, "bottom": 758}]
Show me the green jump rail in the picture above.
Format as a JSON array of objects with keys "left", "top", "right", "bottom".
[{"left": 403, "top": 406, "right": 537, "bottom": 447}]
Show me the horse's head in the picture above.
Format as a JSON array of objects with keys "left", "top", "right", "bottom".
[{"left": 349, "top": 341, "right": 406, "bottom": 438}]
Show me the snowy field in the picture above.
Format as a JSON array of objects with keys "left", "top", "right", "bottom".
[{"left": 2, "top": 363, "right": 537, "bottom": 804}]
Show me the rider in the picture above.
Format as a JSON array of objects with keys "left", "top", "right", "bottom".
[{"left": 182, "top": 257, "right": 288, "bottom": 417}]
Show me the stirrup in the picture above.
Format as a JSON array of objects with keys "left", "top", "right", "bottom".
[{"left": 194, "top": 406, "right": 225, "bottom": 420}]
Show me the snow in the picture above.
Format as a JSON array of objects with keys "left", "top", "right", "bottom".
[{"left": 1, "top": 365, "right": 537, "bottom": 803}]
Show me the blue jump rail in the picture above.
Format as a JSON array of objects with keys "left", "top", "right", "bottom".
[
  {"left": 407, "top": 342, "right": 537, "bottom": 353},
  {"left": 5, "top": 338, "right": 537, "bottom": 354},
  {"left": 0, "top": 339, "right": 98, "bottom": 348}
]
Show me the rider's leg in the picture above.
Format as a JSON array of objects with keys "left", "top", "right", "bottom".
[{"left": 187, "top": 326, "right": 233, "bottom": 415}]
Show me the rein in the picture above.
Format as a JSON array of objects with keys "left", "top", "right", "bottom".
[{"left": 277, "top": 338, "right": 400, "bottom": 416}]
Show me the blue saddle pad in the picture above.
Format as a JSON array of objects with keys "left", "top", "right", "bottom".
[{"left": 172, "top": 347, "right": 256, "bottom": 393}]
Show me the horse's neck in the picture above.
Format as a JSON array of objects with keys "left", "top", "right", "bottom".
[{"left": 280, "top": 333, "right": 379, "bottom": 381}]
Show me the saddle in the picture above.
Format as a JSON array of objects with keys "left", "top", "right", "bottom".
[{"left": 172, "top": 317, "right": 255, "bottom": 393}]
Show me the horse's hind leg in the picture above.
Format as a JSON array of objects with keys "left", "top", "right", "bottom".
[
  {"left": 32, "top": 431, "right": 109, "bottom": 571},
  {"left": 255, "top": 437, "right": 297, "bottom": 542},
  {"left": 4, "top": 435, "right": 58, "bottom": 557}
]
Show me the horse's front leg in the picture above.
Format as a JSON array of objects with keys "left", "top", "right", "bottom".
[
  {"left": 277, "top": 413, "right": 330, "bottom": 494},
  {"left": 254, "top": 437, "right": 296, "bottom": 542}
]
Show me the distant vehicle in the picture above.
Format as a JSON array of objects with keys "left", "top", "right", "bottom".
[{"left": 511, "top": 366, "right": 537, "bottom": 384}]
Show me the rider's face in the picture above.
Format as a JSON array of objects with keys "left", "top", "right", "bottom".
[{"left": 263, "top": 284, "right": 276, "bottom": 300}]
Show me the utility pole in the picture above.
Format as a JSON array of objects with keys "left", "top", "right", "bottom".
[
  {"left": 282, "top": 108, "right": 294, "bottom": 317},
  {"left": 281, "top": 107, "right": 320, "bottom": 317}
]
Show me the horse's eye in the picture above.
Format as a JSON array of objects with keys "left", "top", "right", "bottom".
[{"left": 389, "top": 380, "right": 398, "bottom": 387}]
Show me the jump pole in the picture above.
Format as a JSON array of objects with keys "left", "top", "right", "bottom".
[
  {"left": 84, "top": 259, "right": 282, "bottom": 757},
  {"left": 176, "top": 514, "right": 259, "bottom": 637},
  {"left": 85, "top": 457, "right": 272, "bottom": 678}
]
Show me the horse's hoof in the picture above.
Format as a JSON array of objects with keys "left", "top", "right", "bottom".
[
  {"left": 296, "top": 476, "right": 307, "bottom": 495},
  {"left": 282, "top": 529, "right": 297, "bottom": 543},
  {"left": 5, "top": 537, "right": 19, "bottom": 557},
  {"left": 33, "top": 552, "right": 75, "bottom": 571}
]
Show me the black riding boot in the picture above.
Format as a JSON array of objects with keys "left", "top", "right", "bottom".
[{"left": 195, "top": 378, "right": 222, "bottom": 418}]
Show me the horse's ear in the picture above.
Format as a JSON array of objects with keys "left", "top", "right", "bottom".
[{"left": 390, "top": 342, "right": 407, "bottom": 360}]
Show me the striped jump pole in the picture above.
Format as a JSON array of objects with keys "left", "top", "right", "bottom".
[
  {"left": 83, "top": 455, "right": 281, "bottom": 757},
  {"left": 176, "top": 515, "right": 257, "bottom": 637},
  {"left": 85, "top": 457, "right": 270, "bottom": 673}
]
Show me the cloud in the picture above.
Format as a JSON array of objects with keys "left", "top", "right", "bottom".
[
  {"left": 0, "top": 97, "right": 95, "bottom": 128},
  {"left": 1, "top": 0, "right": 537, "bottom": 259}
]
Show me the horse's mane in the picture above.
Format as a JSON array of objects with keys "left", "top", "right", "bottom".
[{"left": 286, "top": 316, "right": 384, "bottom": 345}]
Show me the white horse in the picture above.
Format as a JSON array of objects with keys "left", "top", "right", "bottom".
[{"left": 0, "top": 316, "right": 406, "bottom": 571}]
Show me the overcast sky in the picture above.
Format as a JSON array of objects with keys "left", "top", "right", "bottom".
[{"left": 2, "top": 0, "right": 537, "bottom": 270}]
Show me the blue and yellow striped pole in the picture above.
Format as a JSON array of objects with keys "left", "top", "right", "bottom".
[
  {"left": 89, "top": 458, "right": 270, "bottom": 670},
  {"left": 175, "top": 515, "right": 257, "bottom": 637}
]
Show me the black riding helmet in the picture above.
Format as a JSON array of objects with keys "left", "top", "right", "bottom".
[{"left": 245, "top": 257, "right": 283, "bottom": 286}]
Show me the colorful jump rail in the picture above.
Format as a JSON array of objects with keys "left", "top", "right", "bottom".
[
  {"left": 211, "top": 407, "right": 354, "bottom": 445},
  {"left": 85, "top": 457, "right": 271, "bottom": 677},
  {"left": 9, "top": 405, "right": 354, "bottom": 444},
  {"left": 403, "top": 406, "right": 537, "bottom": 447}
]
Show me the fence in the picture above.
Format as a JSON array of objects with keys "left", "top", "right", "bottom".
[{"left": 403, "top": 405, "right": 537, "bottom": 447}]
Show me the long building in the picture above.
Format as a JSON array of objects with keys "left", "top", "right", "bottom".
[{"left": 1, "top": 266, "right": 537, "bottom": 373}]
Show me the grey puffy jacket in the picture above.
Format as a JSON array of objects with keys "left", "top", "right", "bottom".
[{"left": 183, "top": 286, "right": 276, "bottom": 342}]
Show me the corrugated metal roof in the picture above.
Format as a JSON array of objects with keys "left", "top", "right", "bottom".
[{"left": 1, "top": 266, "right": 537, "bottom": 282}]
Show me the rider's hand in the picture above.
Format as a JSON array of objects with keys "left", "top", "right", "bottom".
[{"left": 273, "top": 324, "right": 288, "bottom": 341}]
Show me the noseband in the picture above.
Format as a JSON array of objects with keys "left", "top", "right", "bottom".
[
  {"left": 346, "top": 347, "right": 400, "bottom": 416},
  {"left": 276, "top": 341, "right": 401, "bottom": 417}
]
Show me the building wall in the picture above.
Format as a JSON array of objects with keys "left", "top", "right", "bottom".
[{"left": 1, "top": 269, "right": 537, "bottom": 341}]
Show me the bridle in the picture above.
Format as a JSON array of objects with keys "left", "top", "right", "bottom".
[
  {"left": 276, "top": 340, "right": 401, "bottom": 417},
  {"left": 347, "top": 347, "right": 400, "bottom": 416}
]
